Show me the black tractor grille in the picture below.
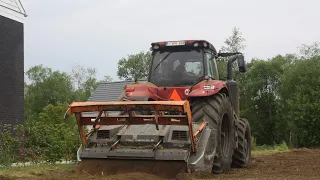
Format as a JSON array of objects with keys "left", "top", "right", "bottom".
[
  {"left": 172, "top": 130, "right": 187, "bottom": 140},
  {"left": 97, "top": 130, "right": 110, "bottom": 139}
]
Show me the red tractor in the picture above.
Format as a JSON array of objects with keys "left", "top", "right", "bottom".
[{"left": 66, "top": 40, "right": 251, "bottom": 178}]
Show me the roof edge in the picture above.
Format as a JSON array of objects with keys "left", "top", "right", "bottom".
[
  {"left": 0, "top": 0, "right": 27, "bottom": 23},
  {"left": 0, "top": 6, "right": 25, "bottom": 23},
  {"left": 100, "top": 79, "right": 147, "bottom": 84}
]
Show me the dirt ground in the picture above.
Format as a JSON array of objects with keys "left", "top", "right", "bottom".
[{"left": 1, "top": 148, "right": 320, "bottom": 180}]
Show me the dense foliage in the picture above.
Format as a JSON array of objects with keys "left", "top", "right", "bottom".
[
  {"left": 117, "top": 51, "right": 152, "bottom": 80},
  {"left": 1, "top": 29, "right": 319, "bottom": 167},
  {"left": 1, "top": 65, "right": 112, "bottom": 166}
]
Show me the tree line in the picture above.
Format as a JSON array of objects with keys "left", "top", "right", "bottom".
[
  {"left": 1, "top": 64, "right": 114, "bottom": 165},
  {"left": 1, "top": 27, "right": 320, "bottom": 166}
]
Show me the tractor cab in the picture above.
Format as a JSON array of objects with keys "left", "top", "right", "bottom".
[{"left": 148, "top": 40, "right": 219, "bottom": 87}]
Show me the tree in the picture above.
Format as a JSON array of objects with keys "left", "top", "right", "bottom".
[
  {"left": 240, "top": 55, "right": 293, "bottom": 145},
  {"left": 70, "top": 64, "right": 104, "bottom": 101},
  {"left": 217, "top": 27, "right": 246, "bottom": 79},
  {"left": 24, "top": 65, "right": 75, "bottom": 116},
  {"left": 298, "top": 41, "right": 320, "bottom": 59},
  {"left": 117, "top": 51, "right": 152, "bottom": 80},
  {"left": 23, "top": 65, "right": 83, "bottom": 163},
  {"left": 220, "top": 27, "right": 246, "bottom": 53},
  {"left": 102, "top": 75, "right": 113, "bottom": 82},
  {"left": 71, "top": 64, "right": 98, "bottom": 90},
  {"left": 279, "top": 55, "right": 320, "bottom": 147},
  {"left": 5, "top": 64, "right": 116, "bottom": 165},
  {"left": 25, "top": 65, "right": 52, "bottom": 83}
]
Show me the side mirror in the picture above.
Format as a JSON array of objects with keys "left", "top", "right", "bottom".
[{"left": 237, "top": 55, "right": 246, "bottom": 73}]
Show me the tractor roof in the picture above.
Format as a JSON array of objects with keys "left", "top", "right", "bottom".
[{"left": 150, "top": 40, "right": 217, "bottom": 55}]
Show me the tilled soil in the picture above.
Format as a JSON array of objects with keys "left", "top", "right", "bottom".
[{"left": 7, "top": 148, "right": 320, "bottom": 180}]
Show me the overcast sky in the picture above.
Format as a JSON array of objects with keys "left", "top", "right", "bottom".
[{"left": 22, "top": 0, "right": 320, "bottom": 81}]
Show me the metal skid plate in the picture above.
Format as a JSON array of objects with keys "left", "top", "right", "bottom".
[
  {"left": 79, "top": 147, "right": 189, "bottom": 161},
  {"left": 76, "top": 158, "right": 188, "bottom": 179}
]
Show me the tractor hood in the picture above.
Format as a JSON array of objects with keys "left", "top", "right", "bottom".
[
  {"left": 122, "top": 80, "right": 229, "bottom": 101},
  {"left": 123, "top": 85, "right": 192, "bottom": 101}
]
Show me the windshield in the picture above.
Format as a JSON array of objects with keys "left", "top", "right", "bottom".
[{"left": 149, "top": 49, "right": 204, "bottom": 87}]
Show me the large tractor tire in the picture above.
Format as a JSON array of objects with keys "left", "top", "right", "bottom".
[
  {"left": 191, "top": 93, "right": 235, "bottom": 173},
  {"left": 232, "top": 118, "right": 251, "bottom": 168}
]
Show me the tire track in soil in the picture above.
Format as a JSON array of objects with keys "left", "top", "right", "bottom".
[{"left": 12, "top": 148, "right": 320, "bottom": 180}]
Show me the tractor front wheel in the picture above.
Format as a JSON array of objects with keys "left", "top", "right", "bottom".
[{"left": 191, "top": 93, "right": 235, "bottom": 174}]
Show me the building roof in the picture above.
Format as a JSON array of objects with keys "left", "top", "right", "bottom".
[
  {"left": 0, "top": 0, "right": 27, "bottom": 23},
  {"left": 84, "top": 80, "right": 146, "bottom": 116},
  {"left": 87, "top": 80, "right": 147, "bottom": 102}
]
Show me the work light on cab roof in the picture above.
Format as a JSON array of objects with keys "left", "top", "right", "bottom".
[{"left": 151, "top": 40, "right": 217, "bottom": 54}]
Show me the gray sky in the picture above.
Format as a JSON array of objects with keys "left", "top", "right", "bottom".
[{"left": 23, "top": 0, "right": 320, "bottom": 81}]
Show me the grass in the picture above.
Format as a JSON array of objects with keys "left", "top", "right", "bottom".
[
  {"left": 0, "top": 163, "right": 75, "bottom": 178},
  {"left": 252, "top": 141, "right": 290, "bottom": 155}
]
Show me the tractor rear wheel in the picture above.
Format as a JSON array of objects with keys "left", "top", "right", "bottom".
[
  {"left": 191, "top": 93, "right": 235, "bottom": 174},
  {"left": 232, "top": 118, "right": 251, "bottom": 168}
]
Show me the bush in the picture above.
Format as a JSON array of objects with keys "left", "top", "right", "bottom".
[
  {"left": 24, "top": 103, "right": 80, "bottom": 163},
  {"left": 0, "top": 103, "right": 81, "bottom": 166},
  {"left": 251, "top": 136, "right": 257, "bottom": 150},
  {"left": 275, "top": 141, "right": 289, "bottom": 152},
  {"left": 0, "top": 124, "right": 23, "bottom": 166},
  {"left": 252, "top": 140, "right": 289, "bottom": 153}
]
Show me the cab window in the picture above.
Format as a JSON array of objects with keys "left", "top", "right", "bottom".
[{"left": 205, "top": 52, "right": 219, "bottom": 79}]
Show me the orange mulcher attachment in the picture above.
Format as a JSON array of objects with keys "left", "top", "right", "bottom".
[
  {"left": 64, "top": 100, "right": 208, "bottom": 178},
  {"left": 65, "top": 100, "right": 198, "bottom": 152}
]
